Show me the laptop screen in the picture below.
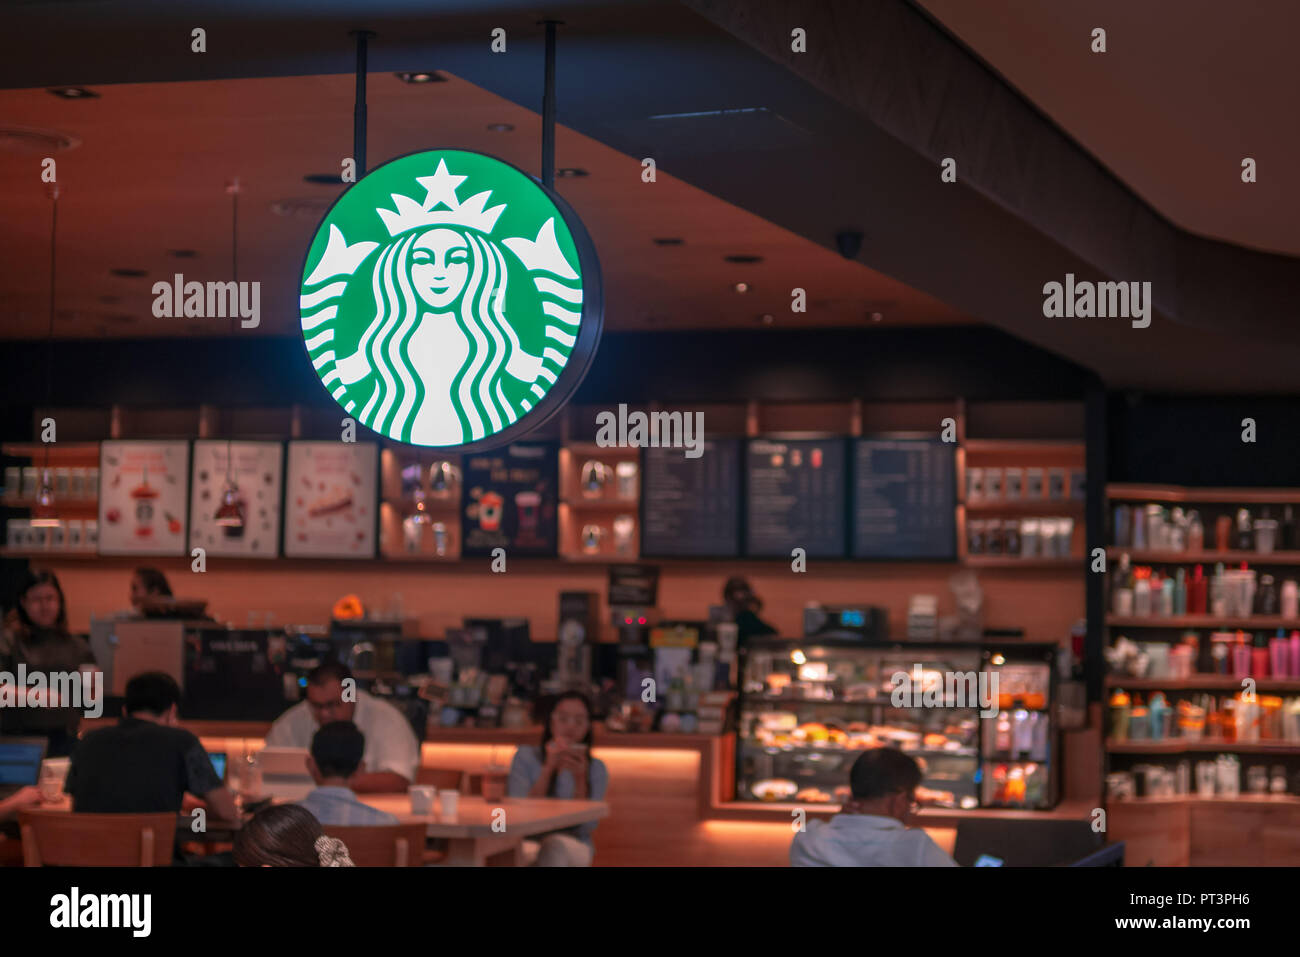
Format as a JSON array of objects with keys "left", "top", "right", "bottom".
[
  {"left": 208, "top": 751, "right": 227, "bottom": 781},
  {"left": 0, "top": 740, "right": 46, "bottom": 785}
]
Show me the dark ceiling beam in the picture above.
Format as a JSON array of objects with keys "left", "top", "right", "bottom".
[{"left": 682, "top": 0, "right": 1300, "bottom": 346}]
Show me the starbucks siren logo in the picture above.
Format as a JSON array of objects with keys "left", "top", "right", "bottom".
[{"left": 299, "top": 150, "right": 601, "bottom": 447}]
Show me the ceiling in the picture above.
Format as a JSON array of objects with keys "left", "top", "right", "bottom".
[
  {"left": 914, "top": 0, "right": 1300, "bottom": 258},
  {"left": 0, "top": 72, "right": 967, "bottom": 339}
]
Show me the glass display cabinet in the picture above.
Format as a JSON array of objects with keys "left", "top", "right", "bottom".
[{"left": 736, "top": 639, "right": 1057, "bottom": 810}]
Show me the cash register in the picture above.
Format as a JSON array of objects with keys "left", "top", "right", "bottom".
[{"left": 802, "top": 602, "right": 889, "bottom": 641}]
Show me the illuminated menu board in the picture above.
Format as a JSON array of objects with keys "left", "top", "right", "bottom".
[
  {"left": 640, "top": 439, "right": 742, "bottom": 557},
  {"left": 852, "top": 438, "right": 955, "bottom": 559},
  {"left": 745, "top": 438, "right": 847, "bottom": 558}
]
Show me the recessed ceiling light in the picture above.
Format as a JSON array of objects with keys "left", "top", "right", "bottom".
[
  {"left": 869, "top": 311, "right": 884, "bottom": 322},
  {"left": 48, "top": 87, "right": 98, "bottom": 100},
  {"left": 487, "top": 123, "right": 515, "bottom": 132},
  {"left": 760, "top": 314, "right": 774, "bottom": 325},
  {"left": 734, "top": 282, "right": 749, "bottom": 294},
  {"left": 556, "top": 168, "right": 588, "bottom": 178},
  {"left": 167, "top": 249, "right": 198, "bottom": 259},
  {"left": 303, "top": 174, "right": 344, "bottom": 185},
  {"left": 724, "top": 254, "right": 763, "bottom": 264},
  {"left": 109, "top": 268, "right": 148, "bottom": 278},
  {"left": 652, "top": 238, "right": 684, "bottom": 246},
  {"left": 396, "top": 72, "right": 446, "bottom": 84}
]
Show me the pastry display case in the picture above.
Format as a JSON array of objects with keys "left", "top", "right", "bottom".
[{"left": 737, "top": 639, "right": 1058, "bottom": 810}]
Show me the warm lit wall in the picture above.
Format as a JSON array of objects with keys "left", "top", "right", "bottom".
[{"left": 45, "top": 557, "right": 1082, "bottom": 644}]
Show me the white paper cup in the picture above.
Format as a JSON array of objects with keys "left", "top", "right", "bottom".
[
  {"left": 408, "top": 785, "right": 436, "bottom": 815},
  {"left": 438, "top": 789, "right": 460, "bottom": 819}
]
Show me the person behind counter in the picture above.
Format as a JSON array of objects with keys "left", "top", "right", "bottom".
[
  {"left": 0, "top": 569, "right": 98, "bottom": 757},
  {"left": 264, "top": 661, "right": 419, "bottom": 794},
  {"left": 790, "top": 748, "right": 958, "bottom": 867},
  {"left": 300, "top": 721, "right": 399, "bottom": 827},
  {"left": 129, "top": 566, "right": 173, "bottom": 614},
  {"left": 722, "top": 576, "right": 778, "bottom": 641},
  {"left": 65, "top": 671, "right": 239, "bottom": 824},
  {"left": 507, "top": 691, "right": 608, "bottom": 866},
  {"left": 234, "top": 804, "right": 355, "bottom": 867}
]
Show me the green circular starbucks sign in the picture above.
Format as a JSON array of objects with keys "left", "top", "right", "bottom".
[{"left": 299, "top": 149, "right": 602, "bottom": 449}]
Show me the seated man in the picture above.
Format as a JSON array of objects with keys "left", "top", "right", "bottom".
[
  {"left": 790, "top": 748, "right": 958, "bottom": 867},
  {"left": 65, "top": 671, "right": 238, "bottom": 823},
  {"left": 264, "top": 662, "right": 418, "bottom": 793},
  {"left": 299, "top": 721, "right": 399, "bottom": 827}
]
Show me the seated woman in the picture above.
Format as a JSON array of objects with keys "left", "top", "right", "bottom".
[
  {"left": 506, "top": 691, "right": 608, "bottom": 866},
  {"left": 0, "top": 570, "right": 97, "bottom": 757},
  {"left": 233, "top": 804, "right": 354, "bottom": 867}
]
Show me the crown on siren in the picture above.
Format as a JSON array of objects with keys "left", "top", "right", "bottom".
[{"left": 377, "top": 158, "right": 507, "bottom": 237}]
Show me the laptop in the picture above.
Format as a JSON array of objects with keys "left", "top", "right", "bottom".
[
  {"left": 0, "top": 737, "right": 48, "bottom": 798},
  {"left": 207, "top": 751, "right": 227, "bottom": 782},
  {"left": 256, "top": 747, "right": 314, "bottom": 800}
]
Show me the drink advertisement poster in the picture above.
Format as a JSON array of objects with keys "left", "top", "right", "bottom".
[
  {"left": 98, "top": 440, "right": 191, "bottom": 556},
  {"left": 461, "top": 442, "right": 558, "bottom": 557},
  {"left": 284, "top": 441, "right": 378, "bottom": 558},
  {"left": 189, "top": 440, "right": 284, "bottom": 558}
]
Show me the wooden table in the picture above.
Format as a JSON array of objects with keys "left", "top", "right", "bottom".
[
  {"left": 26, "top": 794, "right": 607, "bottom": 867},
  {"left": 359, "top": 794, "right": 608, "bottom": 866}
]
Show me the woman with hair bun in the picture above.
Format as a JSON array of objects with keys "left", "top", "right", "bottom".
[{"left": 233, "top": 804, "right": 354, "bottom": 868}]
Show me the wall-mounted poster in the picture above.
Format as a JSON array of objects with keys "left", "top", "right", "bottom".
[
  {"left": 98, "top": 440, "right": 190, "bottom": 556},
  {"left": 189, "top": 441, "right": 284, "bottom": 558},
  {"left": 461, "top": 442, "right": 558, "bottom": 557},
  {"left": 284, "top": 441, "right": 378, "bottom": 558}
]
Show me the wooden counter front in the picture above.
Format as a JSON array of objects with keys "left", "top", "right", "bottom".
[{"left": 1108, "top": 795, "right": 1300, "bottom": 866}]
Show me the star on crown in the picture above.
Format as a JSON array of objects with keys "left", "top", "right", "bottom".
[{"left": 376, "top": 159, "right": 507, "bottom": 237}]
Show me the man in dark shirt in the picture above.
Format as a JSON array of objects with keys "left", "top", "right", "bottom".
[{"left": 66, "top": 671, "right": 238, "bottom": 822}]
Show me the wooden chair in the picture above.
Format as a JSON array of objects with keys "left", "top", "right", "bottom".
[
  {"left": 415, "top": 767, "right": 465, "bottom": 790},
  {"left": 322, "top": 823, "right": 430, "bottom": 867},
  {"left": 19, "top": 811, "right": 176, "bottom": 867}
]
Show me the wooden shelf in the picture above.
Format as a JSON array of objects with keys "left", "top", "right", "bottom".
[
  {"left": 0, "top": 548, "right": 100, "bottom": 559},
  {"left": 560, "top": 499, "right": 639, "bottom": 512},
  {"left": 1110, "top": 794, "right": 1300, "bottom": 807},
  {"left": 963, "top": 556, "right": 1079, "bottom": 568},
  {"left": 1105, "top": 675, "right": 1300, "bottom": 693},
  {"left": 1107, "top": 615, "right": 1298, "bottom": 629},
  {"left": 1107, "top": 738, "right": 1300, "bottom": 754},
  {"left": 2, "top": 443, "right": 100, "bottom": 462},
  {"left": 2, "top": 497, "right": 98, "bottom": 510},
  {"left": 963, "top": 440, "right": 1083, "bottom": 454},
  {"left": 963, "top": 500, "right": 1084, "bottom": 515},
  {"left": 1108, "top": 483, "right": 1300, "bottom": 504},
  {"left": 560, "top": 442, "right": 641, "bottom": 457},
  {"left": 1108, "top": 547, "right": 1300, "bottom": 565}
]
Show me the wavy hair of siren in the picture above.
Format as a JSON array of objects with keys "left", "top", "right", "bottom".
[{"left": 298, "top": 154, "right": 585, "bottom": 447}]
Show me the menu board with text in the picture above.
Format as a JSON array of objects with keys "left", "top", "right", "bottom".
[
  {"left": 189, "top": 440, "right": 284, "bottom": 558},
  {"left": 284, "top": 441, "right": 378, "bottom": 558},
  {"left": 98, "top": 441, "right": 190, "bottom": 556},
  {"left": 852, "top": 438, "right": 956, "bottom": 559},
  {"left": 461, "top": 443, "right": 559, "bottom": 557},
  {"left": 745, "top": 438, "right": 847, "bottom": 557},
  {"left": 640, "top": 439, "right": 742, "bottom": 557}
]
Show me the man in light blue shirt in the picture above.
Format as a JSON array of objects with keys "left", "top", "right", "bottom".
[
  {"left": 790, "top": 748, "right": 958, "bottom": 867},
  {"left": 299, "top": 721, "right": 399, "bottom": 827}
]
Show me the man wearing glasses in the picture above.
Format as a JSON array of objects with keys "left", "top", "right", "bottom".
[{"left": 790, "top": 748, "right": 958, "bottom": 866}]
